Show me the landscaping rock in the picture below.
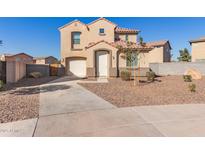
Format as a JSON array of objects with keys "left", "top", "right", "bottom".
[
  {"left": 79, "top": 76, "right": 205, "bottom": 107},
  {"left": 184, "top": 68, "right": 202, "bottom": 80}
]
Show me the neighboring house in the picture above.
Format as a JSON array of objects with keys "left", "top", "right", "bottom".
[
  {"left": 33, "top": 56, "right": 58, "bottom": 64},
  {"left": 59, "top": 17, "right": 171, "bottom": 78},
  {"left": 0, "top": 52, "right": 33, "bottom": 64},
  {"left": 146, "top": 40, "right": 172, "bottom": 63},
  {"left": 189, "top": 36, "right": 205, "bottom": 62}
]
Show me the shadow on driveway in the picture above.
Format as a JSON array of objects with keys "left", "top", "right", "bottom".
[{"left": 9, "top": 84, "right": 71, "bottom": 95}]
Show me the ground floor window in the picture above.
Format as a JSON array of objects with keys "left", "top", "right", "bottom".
[{"left": 126, "top": 52, "right": 138, "bottom": 67}]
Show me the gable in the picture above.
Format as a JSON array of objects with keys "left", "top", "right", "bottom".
[
  {"left": 59, "top": 20, "right": 88, "bottom": 31},
  {"left": 87, "top": 18, "right": 117, "bottom": 27}
]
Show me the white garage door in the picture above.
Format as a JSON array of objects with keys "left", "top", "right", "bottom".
[{"left": 69, "top": 60, "right": 86, "bottom": 78}]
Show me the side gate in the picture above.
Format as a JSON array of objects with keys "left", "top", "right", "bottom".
[{"left": 0, "top": 61, "right": 6, "bottom": 83}]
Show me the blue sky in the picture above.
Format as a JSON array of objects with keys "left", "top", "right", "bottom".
[{"left": 0, "top": 17, "right": 205, "bottom": 60}]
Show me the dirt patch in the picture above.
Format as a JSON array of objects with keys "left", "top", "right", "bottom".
[
  {"left": 0, "top": 76, "right": 59, "bottom": 123},
  {"left": 79, "top": 76, "right": 205, "bottom": 107}
]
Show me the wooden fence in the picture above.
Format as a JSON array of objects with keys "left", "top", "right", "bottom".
[{"left": 0, "top": 61, "right": 6, "bottom": 83}]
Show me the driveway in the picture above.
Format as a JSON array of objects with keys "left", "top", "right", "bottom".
[
  {"left": 1, "top": 77, "right": 205, "bottom": 137},
  {"left": 39, "top": 77, "right": 115, "bottom": 116}
]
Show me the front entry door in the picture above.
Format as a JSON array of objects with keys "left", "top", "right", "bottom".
[{"left": 96, "top": 51, "right": 108, "bottom": 77}]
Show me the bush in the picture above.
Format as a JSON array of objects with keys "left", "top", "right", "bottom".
[
  {"left": 0, "top": 80, "right": 4, "bottom": 91},
  {"left": 121, "top": 70, "right": 131, "bottom": 81},
  {"left": 146, "top": 71, "right": 155, "bottom": 82},
  {"left": 183, "top": 75, "right": 192, "bottom": 82},
  {"left": 188, "top": 83, "right": 196, "bottom": 92},
  {"left": 29, "top": 72, "right": 42, "bottom": 78}
]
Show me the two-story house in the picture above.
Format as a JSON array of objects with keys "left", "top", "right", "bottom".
[{"left": 59, "top": 17, "right": 171, "bottom": 78}]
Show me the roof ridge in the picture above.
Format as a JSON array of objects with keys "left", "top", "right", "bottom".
[
  {"left": 58, "top": 19, "right": 88, "bottom": 30},
  {"left": 87, "top": 17, "right": 117, "bottom": 26}
]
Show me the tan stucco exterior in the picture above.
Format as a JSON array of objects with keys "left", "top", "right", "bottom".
[
  {"left": 34, "top": 56, "right": 58, "bottom": 64},
  {"left": 59, "top": 18, "right": 171, "bottom": 77},
  {"left": 115, "top": 34, "right": 137, "bottom": 42},
  {"left": 191, "top": 42, "right": 205, "bottom": 62},
  {"left": 0, "top": 53, "right": 33, "bottom": 64}
]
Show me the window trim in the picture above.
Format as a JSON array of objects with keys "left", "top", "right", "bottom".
[
  {"left": 71, "top": 32, "right": 81, "bottom": 45},
  {"left": 99, "top": 28, "right": 105, "bottom": 35}
]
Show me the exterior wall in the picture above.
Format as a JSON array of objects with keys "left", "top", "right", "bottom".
[
  {"left": 87, "top": 20, "right": 116, "bottom": 43},
  {"left": 35, "top": 59, "right": 46, "bottom": 64},
  {"left": 150, "top": 62, "right": 205, "bottom": 75},
  {"left": 116, "top": 34, "right": 137, "bottom": 42},
  {"left": 45, "top": 57, "right": 58, "bottom": 64},
  {"left": 35, "top": 57, "right": 58, "bottom": 64},
  {"left": 86, "top": 42, "right": 118, "bottom": 77},
  {"left": 5, "top": 54, "right": 33, "bottom": 64},
  {"left": 60, "top": 20, "right": 116, "bottom": 67},
  {"left": 0, "top": 55, "right": 5, "bottom": 61},
  {"left": 60, "top": 22, "right": 89, "bottom": 66},
  {"left": 148, "top": 47, "right": 164, "bottom": 63},
  {"left": 26, "top": 64, "right": 50, "bottom": 77},
  {"left": 118, "top": 51, "right": 150, "bottom": 68},
  {"left": 6, "top": 61, "right": 26, "bottom": 83},
  {"left": 138, "top": 52, "right": 149, "bottom": 68},
  {"left": 118, "top": 51, "right": 126, "bottom": 67},
  {"left": 6, "top": 61, "right": 15, "bottom": 83},
  {"left": 191, "top": 42, "right": 205, "bottom": 62},
  {"left": 86, "top": 42, "right": 118, "bottom": 68}
]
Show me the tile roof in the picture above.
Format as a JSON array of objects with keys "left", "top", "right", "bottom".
[
  {"left": 34, "top": 56, "right": 57, "bottom": 60},
  {"left": 115, "top": 27, "right": 139, "bottom": 33},
  {"left": 189, "top": 36, "right": 205, "bottom": 43},
  {"left": 59, "top": 17, "right": 140, "bottom": 33},
  {"left": 146, "top": 40, "right": 171, "bottom": 49},
  {"left": 58, "top": 19, "right": 88, "bottom": 30},
  {"left": 87, "top": 17, "right": 117, "bottom": 26},
  {"left": 86, "top": 40, "right": 153, "bottom": 51},
  {"left": 0, "top": 52, "right": 33, "bottom": 58},
  {"left": 85, "top": 40, "right": 115, "bottom": 49},
  {"left": 111, "top": 40, "right": 153, "bottom": 50}
]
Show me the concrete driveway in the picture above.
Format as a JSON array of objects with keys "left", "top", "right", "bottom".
[
  {"left": 39, "top": 77, "right": 115, "bottom": 116},
  {"left": 1, "top": 77, "right": 205, "bottom": 137}
]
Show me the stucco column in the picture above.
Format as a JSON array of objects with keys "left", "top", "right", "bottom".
[
  {"left": 109, "top": 49, "right": 118, "bottom": 77},
  {"left": 86, "top": 49, "right": 96, "bottom": 77}
]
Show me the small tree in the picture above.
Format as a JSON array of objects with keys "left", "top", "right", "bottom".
[
  {"left": 177, "top": 48, "right": 191, "bottom": 62},
  {"left": 139, "top": 36, "right": 143, "bottom": 45},
  {"left": 117, "top": 41, "right": 140, "bottom": 85}
]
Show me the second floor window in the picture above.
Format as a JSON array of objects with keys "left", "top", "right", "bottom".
[
  {"left": 125, "top": 34, "right": 129, "bottom": 41},
  {"left": 99, "top": 28, "right": 105, "bottom": 34},
  {"left": 72, "top": 32, "right": 81, "bottom": 44}
]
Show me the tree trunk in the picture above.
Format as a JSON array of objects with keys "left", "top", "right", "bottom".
[{"left": 137, "top": 63, "right": 140, "bottom": 82}]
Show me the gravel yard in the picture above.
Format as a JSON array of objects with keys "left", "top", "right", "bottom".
[
  {"left": 0, "top": 76, "right": 58, "bottom": 123},
  {"left": 79, "top": 76, "right": 205, "bottom": 107}
]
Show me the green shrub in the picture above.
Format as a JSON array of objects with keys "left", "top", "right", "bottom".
[
  {"left": 0, "top": 80, "right": 4, "bottom": 91},
  {"left": 188, "top": 83, "right": 196, "bottom": 92},
  {"left": 120, "top": 70, "right": 131, "bottom": 81},
  {"left": 29, "top": 72, "right": 42, "bottom": 78},
  {"left": 146, "top": 71, "right": 156, "bottom": 82},
  {"left": 183, "top": 75, "right": 192, "bottom": 82}
]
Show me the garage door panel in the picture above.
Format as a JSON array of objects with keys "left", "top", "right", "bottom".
[{"left": 69, "top": 59, "right": 86, "bottom": 78}]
